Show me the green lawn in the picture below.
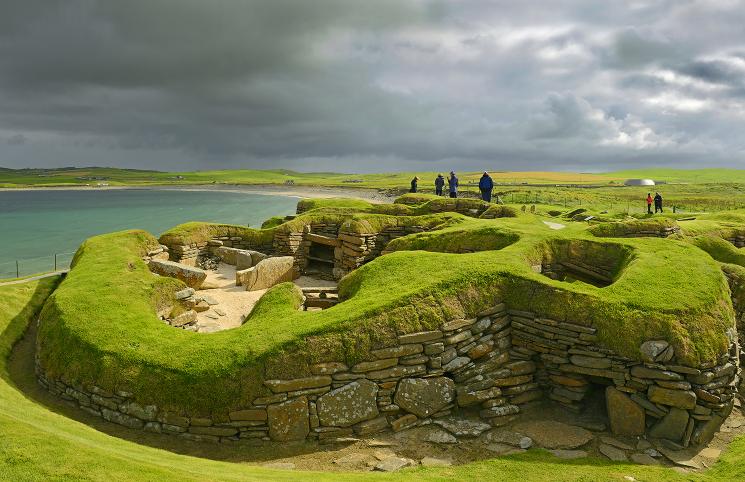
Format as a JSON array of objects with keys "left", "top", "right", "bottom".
[{"left": 2, "top": 278, "right": 745, "bottom": 480}]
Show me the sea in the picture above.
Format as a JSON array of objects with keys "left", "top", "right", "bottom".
[{"left": 0, "top": 188, "right": 299, "bottom": 278}]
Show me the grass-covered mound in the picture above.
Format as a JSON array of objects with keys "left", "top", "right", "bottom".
[
  {"left": 4, "top": 261, "right": 745, "bottom": 480},
  {"left": 385, "top": 225, "right": 520, "bottom": 253},
  {"left": 36, "top": 201, "right": 735, "bottom": 419},
  {"left": 589, "top": 218, "right": 679, "bottom": 237}
]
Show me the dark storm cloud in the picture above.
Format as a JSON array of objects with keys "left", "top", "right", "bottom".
[{"left": 1, "top": 0, "right": 745, "bottom": 172}]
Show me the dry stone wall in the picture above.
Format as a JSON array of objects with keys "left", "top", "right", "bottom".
[
  {"left": 510, "top": 309, "right": 738, "bottom": 447},
  {"left": 37, "top": 298, "right": 738, "bottom": 447},
  {"left": 165, "top": 236, "right": 275, "bottom": 267}
]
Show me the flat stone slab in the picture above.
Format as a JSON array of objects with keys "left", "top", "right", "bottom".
[
  {"left": 422, "top": 427, "right": 457, "bottom": 444},
  {"left": 374, "top": 457, "right": 415, "bottom": 472},
  {"left": 599, "top": 443, "right": 628, "bottom": 462},
  {"left": 148, "top": 259, "right": 206, "bottom": 288},
  {"left": 630, "top": 453, "right": 660, "bottom": 465},
  {"left": 512, "top": 421, "right": 593, "bottom": 449},
  {"left": 484, "top": 429, "right": 533, "bottom": 448},
  {"left": 434, "top": 417, "right": 491, "bottom": 437},
  {"left": 658, "top": 448, "right": 704, "bottom": 469}
]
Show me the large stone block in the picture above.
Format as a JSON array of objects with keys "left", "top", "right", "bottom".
[
  {"left": 267, "top": 397, "right": 309, "bottom": 441},
  {"left": 649, "top": 407, "right": 689, "bottom": 442},
  {"left": 394, "top": 377, "right": 455, "bottom": 418},
  {"left": 214, "top": 246, "right": 244, "bottom": 265},
  {"left": 317, "top": 380, "right": 379, "bottom": 427},
  {"left": 235, "top": 250, "right": 270, "bottom": 270},
  {"left": 240, "top": 256, "right": 296, "bottom": 291},
  {"left": 606, "top": 387, "right": 645, "bottom": 436},
  {"left": 147, "top": 260, "right": 206, "bottom": 289},
  {"left": 648, "top": 385, "right": 696, "bottom": 409}
]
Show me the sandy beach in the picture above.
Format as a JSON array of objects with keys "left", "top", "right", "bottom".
[{"left": 0, "top": 183, "right": 395, "bottom": 203}]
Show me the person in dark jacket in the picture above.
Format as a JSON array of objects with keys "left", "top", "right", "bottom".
[
  {"left": 434, "top": 174, "right": 445, "bottom": 196},
  {"left": 654, "top": 192, "right": 663, "bottom": 213},
  {"left": 410, "top": 176, "right": 419, "bottom": 193},
  {"left": 448, "top": 171, "right": 459, "bottom": 198},
  {"left": 479, "top": 171, "right": 493, "bottom": 202}
]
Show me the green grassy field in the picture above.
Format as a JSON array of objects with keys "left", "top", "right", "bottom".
[
  {"left": 3, "top": 194, "right": 745, "bottom": 479},
  {"left": 4, "top": 277, "right": 745, "bottom": 481},
  {"left": 5, "top": 166, "right": 745, "bottom": 188},
  {"left": 5, "top": 167, "right": 745, "bottom": 215}
]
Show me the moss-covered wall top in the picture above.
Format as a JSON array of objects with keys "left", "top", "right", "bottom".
[{"left": 36, "top": 197, "right": 738, "bottom": 417}]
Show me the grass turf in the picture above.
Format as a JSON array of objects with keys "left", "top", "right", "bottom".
[
  {"left": 2, "top": 278, "right": 745, "bottom": 480},
  {"left": 35, "top": 197, "right": 734, "bottom": 418}
]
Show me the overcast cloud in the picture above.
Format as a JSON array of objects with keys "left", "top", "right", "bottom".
[{"left": 1, "top": 0, "right": 745, "bottom": 172}]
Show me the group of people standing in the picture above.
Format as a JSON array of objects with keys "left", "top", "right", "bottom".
[
  {"left": 646, "top": 192, "right": 664, "bottom": 214},
  {"left": 410, "top": 171, "right": 495, "bottom": 201}
]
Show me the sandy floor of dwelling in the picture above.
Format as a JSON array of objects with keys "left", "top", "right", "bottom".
[{"left": 193, "top": 263, "right": 337, "bottom": 333}]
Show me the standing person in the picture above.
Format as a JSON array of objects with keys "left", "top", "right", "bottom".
[
  {"left": 646, "top": 193, "right": 653, "bottom": 214},
  {"left": 448, "top": 171, "right": 459, "bottom": 198},
  {"left": 435, "top": 173, "right": 445, "bottom": 196},
  {"left": 654, "top": 192, "right": 663, "bottom": 213},
  {"left": 410, "top": 176, "right": 419, "bottom": 193},
  {"left": 479, "top": 171, "right": 493, "bottom": 202}
]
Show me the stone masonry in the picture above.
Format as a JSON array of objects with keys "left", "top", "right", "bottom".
[{"left": 36, "top": 300, "right": 739, "bottom": 446}]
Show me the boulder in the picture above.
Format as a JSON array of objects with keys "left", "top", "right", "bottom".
[
  {"left": 649, "top": 407, "right": 689, "bottom": 442},
  {"left": 394, "top": 377, "right": 455, "bottom": 418},
  {"left": 267, "top": 397, "right": 309, "bottom": 441},
  {"left": 606, "top": 387, "right": 645, "bottom": 436},
  {"left": 239, "top": 256, "right": 296, "bottom": 291},
  {"left": 317, "top": 380, "right": 379, "bottom": 427},
  {"left": 148, "top": 260, "right": 206, "bottom": 289}
]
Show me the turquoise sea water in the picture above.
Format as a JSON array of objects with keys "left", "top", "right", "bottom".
[{"left": 0, "top": 189, "right": 298, "bottom": 278}]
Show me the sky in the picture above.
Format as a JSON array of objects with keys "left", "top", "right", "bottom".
[{"left": 1, "top": 1, "right": 745, "bottom": 173}]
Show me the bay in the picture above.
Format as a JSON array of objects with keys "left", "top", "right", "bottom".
[{"left": 0, "top": 188, "right": 298, "bottom": 278}]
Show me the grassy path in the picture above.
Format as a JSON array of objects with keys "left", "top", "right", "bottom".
[{"left": 0, "top": 271, "right": 68, "bottom": 287}]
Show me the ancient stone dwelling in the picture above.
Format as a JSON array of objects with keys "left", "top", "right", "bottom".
[{"left": 33, "top": 211, "right": 738, "bottom": 452}]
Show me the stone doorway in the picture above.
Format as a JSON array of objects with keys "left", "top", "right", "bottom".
[{"left": 306, "top": 241, "right": 335, "bottom": 277}]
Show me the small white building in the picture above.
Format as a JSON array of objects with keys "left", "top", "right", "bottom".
[{"left": 624, "top": 179, "right": 655, "bottom": 186}]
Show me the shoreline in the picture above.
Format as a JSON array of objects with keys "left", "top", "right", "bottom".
[{"left": 0, "top": 183, "right": 396, "bottom": 203}]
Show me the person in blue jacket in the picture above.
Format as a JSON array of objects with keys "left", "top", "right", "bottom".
[
  {"left": 479, "top": 171, "right": 493, "bottom": 202},
  {"left": 448, "top": 171, "right": 459, "bottom": 198}
]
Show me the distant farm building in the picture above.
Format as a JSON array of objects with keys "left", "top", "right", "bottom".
[{"left": 624, "top": 178, "right": 655, "bottom": 186}]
